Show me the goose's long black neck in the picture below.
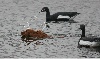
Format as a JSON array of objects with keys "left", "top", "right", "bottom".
[
  {"left": 46, "top": 10, "right": 50, "bottom": 22},
  {"left": 46, "top": 11, "right": 50, "bottom": 18},
  {"left": 81, "top": 27, "right": 85, "bottom": 37}
]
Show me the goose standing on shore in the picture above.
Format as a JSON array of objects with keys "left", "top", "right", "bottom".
[
  {"left": 41, "top": 7, "right": 80, "bottom": 22},
  {"left": 78, "top": 24, "right": 100, "bottom": 48}
]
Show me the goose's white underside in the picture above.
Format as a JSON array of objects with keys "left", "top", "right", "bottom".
[
  {"left": 79, "top": 40, "right": 100, "bottom": 47},
  {"left": 57, "top": 15, "right": 70, "bottom": 19}
]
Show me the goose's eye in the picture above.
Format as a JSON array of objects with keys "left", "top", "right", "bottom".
[{"left": 43, "top": 9, "right": 45, "bottom": 11}]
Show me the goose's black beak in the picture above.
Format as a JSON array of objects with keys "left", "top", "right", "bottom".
[
  {"left": 41, "top": 10, "right": 44, "bottom": 12},
  {"left": 76, "top": 27, "right": 82, "bottom": 31},
  {"left": 77, "top": 13, "right": 80, "bottom": 15},
  {"left": 78, "top": 28, "right": 81, "bottom": 30},
  {"left": 39, "top": 10, "right": 43, "bottom": 13},
  {"left": 79, "top": 27, "right": 81, "bottom": 29}
]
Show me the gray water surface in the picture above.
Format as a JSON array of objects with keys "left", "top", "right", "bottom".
[{"left": 0, "top": 0, "right": 100, "bottom": 58}]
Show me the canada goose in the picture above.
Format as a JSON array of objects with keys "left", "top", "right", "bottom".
[
  {"left": 41, "top": 7, "right": 80, "bottom": 22},
  {"left": 78, "top": 24, "right": 100, "bottom": 48}
]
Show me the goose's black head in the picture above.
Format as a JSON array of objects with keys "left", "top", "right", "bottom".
[
  {"left": 41, "top": 7, "right": 49, "bottom": 12},
  {"left": 79, "top": 24, "right": 85, "bottom": 30},
  {"left": 79, "top": 24, "right": 85, "bottom": 37}
]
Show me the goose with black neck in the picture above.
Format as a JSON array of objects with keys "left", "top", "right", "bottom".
[
  {"left": 78, "top": 24, "right": 100, "bottom": 48},
  {"left": 41, "top": 7, "right": 80, "bottom": 23}
]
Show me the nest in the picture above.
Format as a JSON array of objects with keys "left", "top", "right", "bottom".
[{"left": 21, "top": 28, "right": 49, "bottom": 43}]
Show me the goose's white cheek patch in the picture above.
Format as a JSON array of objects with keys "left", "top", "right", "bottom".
[
  {"left": 41, "top": 10, "right": 44, "bottom": 12},
  {"left": 57, "top": 15, "right": 70, "bottom": 19}
]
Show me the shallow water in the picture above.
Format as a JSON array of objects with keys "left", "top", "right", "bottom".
[{"left": 0, "top": 0, "right": 100, "bottom": 58}]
